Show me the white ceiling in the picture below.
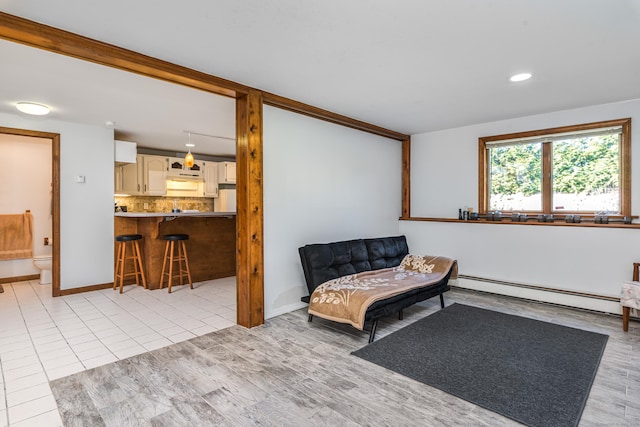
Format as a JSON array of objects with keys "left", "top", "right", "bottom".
[
  {"left": 1, "top": 0, "right": 639, "bottom": 145},
  {"left": 0, "top": 39, "right": 236, "bottom": 156}
]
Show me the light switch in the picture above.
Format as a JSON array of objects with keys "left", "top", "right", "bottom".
[{"left": 75, "top": 175, "right": 86, "bottom": 183}]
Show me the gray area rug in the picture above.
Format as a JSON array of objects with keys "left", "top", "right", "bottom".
[{"left": 352, "top": 303, "right": 608, "bottom": 427}]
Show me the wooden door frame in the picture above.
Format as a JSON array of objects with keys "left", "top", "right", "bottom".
[{"left": 0, "top": 127, "right": 61, "bottom": 296}]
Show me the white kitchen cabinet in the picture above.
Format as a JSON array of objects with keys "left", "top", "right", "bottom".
[
  {"left": 203, "top": 161, "right": 219, "bottom": 197},
  {"left": 191, "top": 160, "right": 204, "bottom": 174},
  {"left": 142, "top": 155, "right": 168, "bottom": 195},
  {"left": 114, "top": 165, "right": 123, "bottom": 193},
  {"left": 168, "top": 157, "right": 185, "bottom": 174},
  {"left": 218, "top": 161, "right": 236, "bottom": 184},
  {"left": 121, "top": 160, "right": 142, "bottom": 195},
  {"left": 115, "top": 140, "right": 137, "bottom": 163},
  {"left": 114, "top": 154, "right": 168, "bottom": 195}
]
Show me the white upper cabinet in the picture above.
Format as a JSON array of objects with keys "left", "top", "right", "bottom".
[
  {"left": 203, "top": 161, "right": 219, "bottom": 197},
  {"left": 218, "top": 161, "right": 236, "bottom": 184},
  {"left": 114, "top": 164, "right": 123, "bottom": 193},
  {"left": 119, "top": 159, "right": 142, "bottom": 195},
  {"left": 142, "top": 155, "right": 168, "bottom": 195},
  {"left": 168, "top": 157, "right": 185, "bottom": 175},
  {"left": 114, "top": 140, "right": 137, "bottom": 163}
]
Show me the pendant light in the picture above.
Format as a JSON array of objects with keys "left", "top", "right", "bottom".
[{"left": 184, "top": 132, "right": 195, "bottom": 168}]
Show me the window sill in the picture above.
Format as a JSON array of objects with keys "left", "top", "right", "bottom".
[{"left": 399, "top": 216, "right": 640, "bottom": 229}]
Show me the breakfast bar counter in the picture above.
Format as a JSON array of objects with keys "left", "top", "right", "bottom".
[{"left": 114, "top": 212, "right": 236, "bottom": 289}]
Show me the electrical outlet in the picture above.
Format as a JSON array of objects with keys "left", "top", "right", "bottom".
[{"left": 44, "top": 237, "right": 49, "bottom": 245}]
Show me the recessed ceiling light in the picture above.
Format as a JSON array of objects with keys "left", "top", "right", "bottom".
[
  {"left": 185, "top": 143, "right": 195, "bottom": 147},
  {"left": 16, "top": 102, "right": 50, "bottom": 115},
  {"left": 509, "top": 73, "right": 532, "bottom": 83}
]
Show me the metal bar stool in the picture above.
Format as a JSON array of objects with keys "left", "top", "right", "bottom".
[
  {"left": 114, "top": 234, "right": 147, "bottom": 293},
  {"left": 159, "top": 234, "right": 193, "bottom": 293}
]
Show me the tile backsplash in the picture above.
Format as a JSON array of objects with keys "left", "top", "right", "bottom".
[{"left": 115, "top": 196, "right": 215, "bottom": 213}]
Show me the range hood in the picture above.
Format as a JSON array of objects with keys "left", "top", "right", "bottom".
[
  {"left": 167, "top": 159, "right": 202, "bottom": 180},
  {"left": 166, "top": 169, "right": 203, "bottom": 181}
]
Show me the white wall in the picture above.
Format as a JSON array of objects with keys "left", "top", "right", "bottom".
[
  {"left": 0, "top": 134, "right": 52, "bottom": 278},
  {"left": 263, "top": 106, "right": 402, "bottom": 318},
  {"left": 402, "top": 99, "right": 640, "bottom": 313},
  {"left": 0, "top": 112, "right": 115, "bottom": 290}
]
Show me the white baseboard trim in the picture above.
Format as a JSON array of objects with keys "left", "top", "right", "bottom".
[
  {"left": 266, "top": 301, "right": 308, "bottom": 320},
  {"left": 455, "top": 276, "right": 624, "bottom": 316}
]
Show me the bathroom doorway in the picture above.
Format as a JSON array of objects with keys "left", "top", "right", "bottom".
[{"left": 0, "top": 127, "right": 60, "bottom": 296}]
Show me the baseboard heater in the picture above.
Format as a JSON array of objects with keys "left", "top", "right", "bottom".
[{"left": 457, "top": 274, "right": 619, "bottom": 302}]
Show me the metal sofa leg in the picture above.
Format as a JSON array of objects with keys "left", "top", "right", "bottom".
[
  {"left": 368, "top": 320, "right": 378, "bottom": 343},
  {"left": 308, "top": 314, "right": 313, "bottom": 322},
  {"left": 440, "top": 293, "right": 445, "bottom": 308},
  {"left": 398, "top": 309, "right": 404, "bottom": 320}
]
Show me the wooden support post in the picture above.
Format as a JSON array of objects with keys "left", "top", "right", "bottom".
[
  {"left": 401, "top": 138, "right": 411, "bottom": 219},
  {"left": 236, "top": 89, "right": 265, "bottom": 328}
]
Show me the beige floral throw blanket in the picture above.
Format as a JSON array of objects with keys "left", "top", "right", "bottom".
[{"left": 308, "top": 254, "right": 458, "bottom": 330}]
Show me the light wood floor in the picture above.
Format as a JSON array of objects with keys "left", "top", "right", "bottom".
[{"left": 50, "top": 288, "right": 640, "bottom": 426}]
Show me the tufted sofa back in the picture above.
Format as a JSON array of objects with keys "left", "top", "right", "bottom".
[{"left": 298, "top": 235, "right": 409, "bottom": 295}]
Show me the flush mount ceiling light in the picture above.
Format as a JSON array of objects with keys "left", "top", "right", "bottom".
[
  {"left": 16, "top": 102, "right": 50, "bottom": 115},
  {"left": 509, "top": 72, "right": 533, "bottom": 83},
  {"left": 184, "top": 132, "right": 195, "bottom": 168}
]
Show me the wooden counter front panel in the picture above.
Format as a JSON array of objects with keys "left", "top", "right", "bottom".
[{"left": 115, "top": 216, "right": 236, "bottom": 289}]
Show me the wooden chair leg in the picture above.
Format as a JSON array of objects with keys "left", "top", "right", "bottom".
[
  {"left": 114, "top": 242, "right": 123, "bottom": 290},
  {"left": 178, "top": 242, "right": 184, "bottom": 286},
  {"left": 134, "top": 240, "right": 147, "bottom": 289},
  {"left": 159, "top": 241, "right": 169, "bottom": 290},
  {"left": 131, "top": 242, "right": 141, "bottom": 287},
  {"left": 119, "top": 243, "right": 127, "bottom": 294},
  {"left": 167, "top": 241, "right": 175, "bottom": 293},
  {"left": 182, "top": 241, "right": 193, "bottom": 289},
  {"left": 623, "top": 306, "right": 630, "bottom": 332}
]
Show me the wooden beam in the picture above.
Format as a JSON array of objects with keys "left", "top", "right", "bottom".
[
  {"left": 263, "top": 92, "right": 409, "bottom": 141},
  {"left": 401, "top": 138, "right": 411, "bottom": 218},
  {"left": 236, "top": 90, "right": 265, "bottom": 328},
  {"left": 0, "top": 12, "right": 409, "bottom": 142},
  {"left": 0, "top": 11, "right": 248, "bottom": 98}
]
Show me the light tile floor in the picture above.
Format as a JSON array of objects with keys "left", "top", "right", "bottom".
[{"left": 0, "top": 277, "right": 236, "bottom": 426}]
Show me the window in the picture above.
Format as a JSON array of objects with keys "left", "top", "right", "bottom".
[{"left": 479, "top": 118, "right": 631, "bottom": 218}]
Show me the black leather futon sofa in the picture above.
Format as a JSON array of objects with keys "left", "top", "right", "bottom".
[{"left": 298, "top": 235, "right": 453, "bottom": 342}]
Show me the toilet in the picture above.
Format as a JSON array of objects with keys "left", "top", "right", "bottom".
[{"left": 33, "top": 255, "right": 53, "bottom": 285}]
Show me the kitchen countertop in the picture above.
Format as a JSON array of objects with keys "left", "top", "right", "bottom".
[{"left": 115, "top": 211, "right": 236, "bottom": 218}]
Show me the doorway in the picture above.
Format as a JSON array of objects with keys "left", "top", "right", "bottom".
[{"left": 0, "top": 127, "right": 60, "bottom": 296}]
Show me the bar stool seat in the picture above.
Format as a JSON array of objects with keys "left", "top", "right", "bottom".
[
  {"left": 160, "top": 234, "right": 193, "bottom": 293},
  {"left": 114, "top": 234, "right": 147, "bottom": 293}
]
